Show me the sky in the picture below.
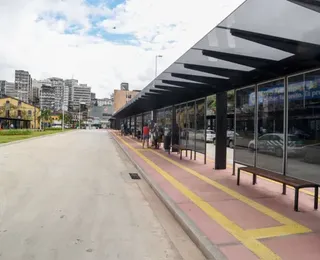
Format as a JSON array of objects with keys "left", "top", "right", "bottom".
[{"left": 0, "top": 0, "right": 245, "bottom": 98}]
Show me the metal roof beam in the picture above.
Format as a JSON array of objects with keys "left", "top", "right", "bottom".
[
  {"left": 161, "top": 80, "right": 214, "bottom": 89},
  {"left": 221, "top": 26, "right": 320, "bottom": 56},
  {"left": 183, "top": 64, "right": 244, "bottom": 78},
  {"left": 171, "top": 73, "right": 229, "bottom": 85},
  {"left": 201, "top": 49, "right": 276, "bottom": 68}
]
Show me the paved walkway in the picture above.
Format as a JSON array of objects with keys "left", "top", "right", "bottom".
[
  {"left": 0, "top": 130, "right": 205, "bottom": 260},
  {"left": 112, "top": 131, "right": 320, "bottom": 260}
]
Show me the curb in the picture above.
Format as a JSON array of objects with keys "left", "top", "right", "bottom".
[
  {"left": 0, "top": 130, "right": 75, "bottom": 147},
  {"left": 111, "top": 132, "right": 226, "bottom": 260}
]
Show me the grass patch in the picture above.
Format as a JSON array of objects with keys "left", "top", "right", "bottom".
[
  {"left": 0, "top": 130, "right": 32, "bottom": 136},
  {"left": 0, "top": 129, "right": 73, "bottom": 144}
]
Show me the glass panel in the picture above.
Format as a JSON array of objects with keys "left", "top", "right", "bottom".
[
  {"left": 287, "top": 70, "right": 320, "bottom": 184},
  {"left": 256, "top": 79, "right": 285, "bottom": 173},
  {"left": 187, "top": 102, "right": 195, "bottom": 150},
  {"left": 235, "top": 86, "right": 256, "bottom": 166},
  {"left": 164, "top": 107, "right": 172, "bottom": 136},
  {"left": 136, "top": 115, "right": 142, "bottom": 138},
  {"left": 219, "top": 0, "right": 320, "bottom": 45},
  {"left": 179, "top": 104, "right": 187, "bottom": 147},
  {"left": 195, "top": 99, "right": 206, "bottom": 154},
  {"left": 144, "top": 112, "right": 151, "bottom": 126}
]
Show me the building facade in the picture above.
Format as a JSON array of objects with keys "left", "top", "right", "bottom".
[
  {"left": 0, "top": 96, "right": 40, "bottom": 129},
  {"left": 113, "top": 89, "right": 140, "bottom": 113},
  {"left": 40, "top": 84, "right": 55, "bottom": 110},
  {"left": 49, "top": 77, "right": 69, "bottom": 111},
  {"left": 72, "top": 83, "right": 91, "bottom": 107},
  {"left": 0, "top": 81, "right": 17, "bottom": 98},
  {"left": 15, "top": 70, "right": 32, "bottom": 103}
]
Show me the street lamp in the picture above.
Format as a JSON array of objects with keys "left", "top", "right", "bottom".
[{"left": 155, "top": 54, "right": 163, "bottom": 79}]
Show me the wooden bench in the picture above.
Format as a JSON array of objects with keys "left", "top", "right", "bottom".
[
  {"left": 168, "top": 144, "right": 193, "bottom": 160},
  {"left": 237, "top": 166, "right": 319, "bottom": 212}
]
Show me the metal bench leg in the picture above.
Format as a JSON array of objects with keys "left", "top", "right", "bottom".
[
  {"left": 253, "top": 174, "right": 257, "bottom": 185},
  {"left": 190, "top": 150, "right": 192, "bottom": 160},
  {"left": 314, "top": 186, "right": 318, "bottom": 210},
  {"left": 294, "top": 188, "right": 299, "bottom": 212},
  {"left": 282, "top": 184, "right": 287, "bottom": 195},
  {"left": 237, "top": 168, "right": 240, "bottom": 186},
  {"left": 185, "top": 150, "right": 187, "bottom": 157},
  {"left": 180, "top": 150, "right": 182, "bottom": 160}
]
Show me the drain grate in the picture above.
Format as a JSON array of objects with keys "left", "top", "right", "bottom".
[{"left": 129, "top": 173, "right": 141, "bottom": 180}]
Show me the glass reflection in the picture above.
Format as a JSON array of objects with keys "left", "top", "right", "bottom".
[
  {"left": 187, "top": 102, "right": 195, "bottom": 149},
  {"left": 195, "top": 99, "right": 206, "bottom": 154},
  {"left": 235, "top": 87, "right": 255, "bottom": 166},
  {"left": 256, "top": 79, "right": 284, "bottom": 173},
  {"left": 287, "top": 70, "right": 320, "bottom": 184},
  {"left": 136, "top": 115, "right": 142, "bottom": 139}
]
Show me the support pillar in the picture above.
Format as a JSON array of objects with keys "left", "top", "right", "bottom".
[
  {"left": 152, "top": 109, "right": 157, "bottom": 123},
  {"left": 134, "top": 115, "right": 137, "bottom": 136},
  {"left": 215, "top": 92, "right": 227, "bottom": 170}
]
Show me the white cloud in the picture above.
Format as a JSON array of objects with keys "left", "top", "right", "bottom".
[{"left": 0, "top": 0, "right": 245, "bottom": 98}]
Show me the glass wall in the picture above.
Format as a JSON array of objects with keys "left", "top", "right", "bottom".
[
  {"left": 256, "top": 79, "right": 285, "bottom": 173},
  {"left": 187, "top": 102, "right": 195, "bottom": 149},
  {"left": 195, "top": 99, "right": 206, "bottom": 154},
  {"left": 164, "top": 107, "right": 173, "bottom": 137},
  {"left": 136, "top": 114, "right": 142, "bottom": 137},
  {"left": 287, "top": 69, "right": 320, "bottom": 184},
  {"left": 235, "top": 86, "right": 256, "bottom": 166}
]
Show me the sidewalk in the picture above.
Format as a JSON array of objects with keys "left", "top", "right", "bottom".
[{"left": 111, "top": 131, "right": 320, "bottom": 260}]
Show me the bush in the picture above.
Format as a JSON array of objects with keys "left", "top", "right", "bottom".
[{"left": 0, "top": 129, "right": 32, "bottom": 136}]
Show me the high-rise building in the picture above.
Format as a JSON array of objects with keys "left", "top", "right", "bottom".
[
  {"left": 32, "top": 79, "right": 51, "bottom": 106},
  {"left": 49, "top": 77, "right": 69, "bottom": 111},
  {"left": 0, "top": 81, "right": 17, "bottom": 98},
  {"left": 120, "top": 82, "right": 129, "bottom": 91},
  {"left": 65, "top": 79, "right": 79, "bottom": 109},
  {"left": 15, "top": 70, "right": 32, "bottom": 103},
  {"left": 40, "top": 83, "right": 55, "bottom": 110},
  {"left": 72, "top": 83, "right": 91, "bottom": 107}
]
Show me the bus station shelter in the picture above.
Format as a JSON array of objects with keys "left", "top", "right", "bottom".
[{"left": 113, "top": 0, "right": 320, "bottom": 186}]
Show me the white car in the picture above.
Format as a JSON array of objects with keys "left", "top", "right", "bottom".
[
  {"left": 206, "top": 130, "right": 216, "bottom": 143},
  {"left": 248, "top": 133, "right": 304, "bottom": 157}
]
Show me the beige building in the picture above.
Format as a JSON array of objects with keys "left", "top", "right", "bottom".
[{"left": 113, "top": 89, "right": 140, "bottom": 113}]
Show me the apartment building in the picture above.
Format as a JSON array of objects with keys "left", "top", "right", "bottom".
[
  {"left": 40, "top": 84, "right": 55, "bottom": 110},
  {"left": 49, "top": 77, "right": 69, "bottom": 111},
  {"left": 0, "top": 81, "right": 17, "bottom": 98},
  {"left": 15, "top": 70, "right": 32, "bottom": 103},
  {"left": 72, "top": 83, "right": 91, "bottom": 107}
]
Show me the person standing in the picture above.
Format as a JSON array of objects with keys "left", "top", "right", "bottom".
[{"left": 142, "top": 123, "right": 150, "bottom": 148}]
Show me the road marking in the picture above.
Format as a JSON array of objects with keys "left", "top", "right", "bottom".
[
  {"left": 150, "top": 149, "right": 309, "bottom": 228},
  {"left": 114, "top": 133, "right": 281, "bottom": 260},
  {"left": 244, "top": 225, "right": 310, "bottom": 239}
]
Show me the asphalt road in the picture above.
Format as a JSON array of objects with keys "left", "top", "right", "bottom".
[{"left": 0, "top": 130, "right": 204, "bottom": 260}]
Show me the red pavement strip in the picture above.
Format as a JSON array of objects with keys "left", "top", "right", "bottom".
[{"left": 111, "top": 131, "right": 320, "bottom": 260}]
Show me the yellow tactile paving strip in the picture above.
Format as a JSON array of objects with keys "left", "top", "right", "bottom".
[{"left": 114, "top": 133, "right": 312, "bottom": 260}]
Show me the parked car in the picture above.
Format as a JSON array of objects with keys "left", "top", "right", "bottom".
[
  {"left": 248, "top": 133, "right": 304, "bottom": 157},
  {"left": 195, "top": 129, "right": 216, "bottom": 142},
  {"left": 302, "top": 143, "right": 320, "bottom": 164}
]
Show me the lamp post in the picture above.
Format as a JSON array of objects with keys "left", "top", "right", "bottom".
[
  {"left": 155, "top": 55, "right": 163, "bottom": 79},
  {"left": 39, "top": 89, "right": 42, "bottom": 130}
]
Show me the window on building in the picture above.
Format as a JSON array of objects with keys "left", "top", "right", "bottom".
[
  {"left": 28, "top": 110, "right": 32, "bottom": 116},
  {"left": 18, "top": 110, "right": 22, "bottom": 118},
  {"left": 18, "top": 101, "right": 22, "bottom": 106}
]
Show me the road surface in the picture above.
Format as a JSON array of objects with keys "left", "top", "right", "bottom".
[{"left": 0, "top": 130, "right": 204, "bottom": 260}]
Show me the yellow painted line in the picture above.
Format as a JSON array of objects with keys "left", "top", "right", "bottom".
[
  {"left": 150, "top": 149, "right": 310, "bottom": 229},
  {"left": 245, "top": 225, "right": 310, "bottom": 239},
  {"left": 114, "top": 134, "right": 281, "bottom": 260}
]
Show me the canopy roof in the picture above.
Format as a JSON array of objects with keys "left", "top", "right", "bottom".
[{"left": 114, "top": 0, "right": 320, "bottom": 118}]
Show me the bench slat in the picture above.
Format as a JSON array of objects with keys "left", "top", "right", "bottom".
[{"left": 239, "top": 166, "right": 317, "bottom": 188}]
